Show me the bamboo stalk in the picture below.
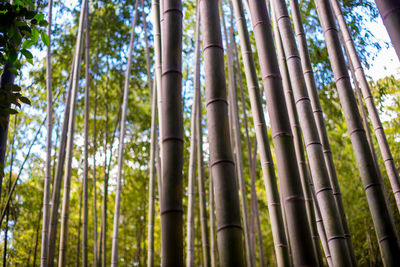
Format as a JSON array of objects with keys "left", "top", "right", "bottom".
[
  {"left": 230, "top": 0, "right": 291, "bottom": 265},
  {"left": 331, "top": 0, "right": 400, "bottom": 214},
  {"left": 314, "top": 0, "right": 400, "bottom": 264}
]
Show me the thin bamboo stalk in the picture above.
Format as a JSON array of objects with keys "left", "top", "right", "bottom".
[
  {"left": 331, "top": 0, "right": 400, "bottom": 214},
  {"left": 247, "top": 0, "right": 318, "bottom": 265},
  {"left": 287, "top": 0, "right": 357, "bottom": 264},
  {"left": 199, "top": 0, "right": 245, "bottom": 265},
  {"left": 57, "top": 0, "right": 88, "bottom": 264},
  {"left": 271, "top": 0, "right": 353, "bottom": 264},
  {"left": 230, "top": 0, "right": 291, "bottom": 265},
  {"left": 314, "top": 0, "right": 400, "bottom": 264},
  {"left": 220, "top": 4, "right": 253, "bottom": 266},
  {"left": 209, "top": 166, "right": 217, "bottom": 267},
  {"left": 110, "top": 1, "right": 140, "bottom": 265},
  {"left": 41, "top": 0, "right": 53, "bottom": 265},
  {"left": 186, "top": 5, "right": 201, "bottom": 266}
]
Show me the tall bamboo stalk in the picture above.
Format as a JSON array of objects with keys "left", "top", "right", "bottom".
[
  {"left": 41, "top": 0, "right": 53, "bottom": 266},
  {"left": 209, "top": 166, "right": 217, "bottom": 267},
  {"left": 196, "top": 77, "right": 211, "bottom": 267},
  {"left": 247, "top": 0, "right": 318, "bottom": 265},
  {"left": 230, "top": 0, "right": 291, "bottom": 265},
  {"left": 110, "top": 2, "right": 140, "bottom": 265},
  {"left": 287, "top": 0, "right": 357, "bottom": 264},
  {"left": 271, "top": 0, "right": 354, "bottom": 264},
  {"left": 199, "top": 0, "right": 245, "bottom": 265},
  {"left": 330, "top": 0, "right": 400, "bottom": 214},
  {"left": 160, "top": 0, "right": 184, "bottom": 265},
  {"left": 314, "top": 0, "right": 400, "bottom": 264},
  {"left": 82, "top": 3, "right": 90, "bottom": 266},
  {"left": 58, "top": 0, "right": 88, "bottom": 264},
  {"left": 220, "top": 4, "right": 253, "bottom": 266},
  {"left": 47, "top": 59, "right": 74, "bottom": 267},
  {"left": 374, "top": 0, "right": 400, "bottom": 60},
  {"left": 272, "top": 8, "right": 325, "bottom": 265},
  {"left": 186, "top": 5, "right": 201, "bottom": 266}
]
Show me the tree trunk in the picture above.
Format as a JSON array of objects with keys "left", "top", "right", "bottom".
[
  {"left": 208, "top": 167, "right": 217, "bottom": 267},
  {"left": 76, "top": 184, "right": 83, "bottom": 267},
  {"left": 374, "top": 0, "right": 400, "bottom": 60},
  {"left": 58, "top": 0, "right": 88, "bottom": 264},
  {"left": 229, "top": 0, "right": 291, "bottom": 265},
  {"left": 111, "top": 1, "right": 140, "bottom": 264},
  {"left": 331, "top": 0, "right": 400, "bottom": 214},
  {"left": 314, "top": 0, "right": 400, "bottom": 264},
  {"left": 199, "top": 0, "right": 245, "bottom": 265}
]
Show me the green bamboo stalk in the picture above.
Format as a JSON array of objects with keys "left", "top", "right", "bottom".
[
  {"left": 314, "top": 0, "right": 400, "bottom": 264},
  {"left": 331, "top": 0, "right": 400, "bottom": 214},
  {"left": 230, "top": 0, "right": 291, "bottom": 265}
]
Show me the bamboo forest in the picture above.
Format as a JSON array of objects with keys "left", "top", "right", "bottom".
[{"left": 1, "top": 0, "right": 400, "bottom": 266}]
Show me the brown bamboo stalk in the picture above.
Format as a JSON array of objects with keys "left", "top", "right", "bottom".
[
  {"left": 247, "top": 0, "right": 320, "bottom": 265},
  {"left": 271, "top": 0, "right": 354, "bottom": 264},
  {"left": 160, "top": 0, "right": 184, "bottom": 265},
  {"left": 230, "top": 0, "right": 292, "bottom": 265},
  {"left": 330, "top": 0, "right": 400, "bottom": 214},
  {"left": 314, "top": 0, "right": 400, "bottom": 264},
  {"left": 221, "top": 4, "right": 253, "bottom": 266},
  {"left": 199, "top": 0, "right": 245, "bottom": 265}
]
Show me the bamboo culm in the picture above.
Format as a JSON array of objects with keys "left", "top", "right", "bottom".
[
  {"left": 111, "top": 1, "right": 140, "bottom": 264},
  {"left": 314, "top": 0, "right": 400, "bottom": 264},
  {"left": 330, "top": 0, "right": 400, "bottom": 214}
]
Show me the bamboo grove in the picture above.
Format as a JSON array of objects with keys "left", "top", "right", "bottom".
[{"left": 0, "top": 0, "right": 400, "bottom": 266}]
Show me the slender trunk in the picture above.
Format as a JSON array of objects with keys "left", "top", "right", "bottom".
[
  {"left": 221, "top": 5, "right": 253, "bottom": 266},
  {"left": 247, "top": 0, "right": 318, "bottom": 265},
  {"left": 331, "top": 0, "right": 400, "bottom": 214},
  {"left": 186, "top": 6, "right": 201, "bottom": 266},
  {"left": 41, "top": 0, "right": 54, "bottom": 266},
  {"left": 209, "top": 168, "right": 217, "bottom": 267},
  {"left": 230, "top": 0, "right": 291, "bottom": 265},
  {"left": 33, "top": 208, "right": 42, "bottom": 267},
  {"left": 199, "top": 0, "right": 245, "bottom": 265},
  {"left": 47, "top": 60, "right": 74, "bottom": 267},
  {"left": 82, "top": 4, "right": 90, "bottom": 266},
  {"left": 195, "top": 32, "right": 211, "bottom": 267},
  {"left": 314, "top": 0, "right": 400, "bottom": 264},
  {"left": 76, "top": 184, "right": 83, "bottom": 267},
  {"left": 287, "top": 0, "right": 357, "bottom": 264},
  {"left": 58, "top": 0, "right": 88, "bottom": 264},
  {"left": 374, "top": 0, "right": 400, "bottom": 60},
  {"left": 3, "top": 117, "right": 17, "bottom": 267},
  {"left": 272, "top": 8, "right": 325, "bottom": 266},
  {"left": 111, "top": 1, "right": 140, "bottom": 264}
]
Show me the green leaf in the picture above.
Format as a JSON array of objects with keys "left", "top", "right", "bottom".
[
  {"left": 8, "top": 68, "right": 18, "bottom": 75},
  {"left": 22, "top": 39, "right": 34, "bottom": 49},
  {"left": 31, "top": 28, "right": 39, "bottom": 42},
  {"left": 22, "top": 0, "right": 34, "bottom": 8},
  {"left": 19, "top": 96, "right": 31, "bottom": 105},
  {"left": 6, "top": 108, "right": 18, "bottom": 115},
  {"left": 21, "top": 49, "right": 33, "bottom": 59},
  {"left": 9, "top": 48, "right": 17, "bottom": 63},
  {"left": 39, "top": 20, "right": 48, "bottom": 27},
  {"left": 15, "top": 21, "right": 27, "bottom": 27},
  {"left": 33, "top": 13, "right": 44, "bottom": 22},
  {"left": 40, "top": 32, "right": 49, "bottom": 46}
]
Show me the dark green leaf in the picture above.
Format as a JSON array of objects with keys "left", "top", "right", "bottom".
[
  {"left": 21, "top": 48, "right": 33, "bottom": 59},
  {"left": 40, "top": 32, "right": 49, "bottom": 46},
  {"left": 19, "top": 96, "right": 31, "bottom": 105}
]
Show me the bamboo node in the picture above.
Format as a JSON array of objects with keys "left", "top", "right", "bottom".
[
  {"left": 210, "top": 159, "right": 235, "bottom": 168},
  {"left": 262, "top": 73, "right": 281, "bottom": 81},
  {"left": 333, "top": 191, "right": 342, "bottom": 196},
  {"left": 334, "top": 74, "right": 350, "bottom": 84},
  {"left": 323, "top": 26, "right": 338, "bottom": 35},
  {"left": 272, "top": 131, "right": 292, "bottom": 139},
  {"left": 374, "top": 126, "right": 384, "bottom": 131},
  {"left": 163, "top": 8, "right": 183, "bottom": 16},
  {"left": 162, "top": 136, "right": 184, "bottom": 143},
  {"left": 322, "top": 149, "right": 332, "bottom": 154},
  {"left": 286, "top": 54, "right": 301, "bottom": 61},
  {"left": 217, "top": 223, "right": 242, "bottom": 232},
  {"left": 380, "top": 7, "right": 400, "bottom": 21},
  {"left": 284, "top": 195, "right": 305, "bottom": 203},
  {"left": 313, "top": 109, "right": 323, "bottom": 114},
  {"left": 315, "top": 187, "right": 333, "bottom": 196},
  {"left": 206, "top": 98, "right": 228, "bottom": 107},
  {"left": 349, "top": 127, "right": 365, "bottom": 137},
  {"left": 295, "top": 96, "right": 311, "bottom": 105},
  {"left": 364, "top": 182, "right": 382, "bottom": 192},
  {"left": 305, "top": 141, "right": 322, "bottom": 149},
  {"left": 275, "top": 243, "right": 288, "bottom": 248},
  {"left": 160, "top": 208, "right": 183, "bottom": 215},
  {"left": 203, "top": 43, "right": 224, "bottom": 51},
  {"left": 378, "top": 235, "right": 391, "bottom": 243},
  {"left": 252, "top": 20, "right": 271, "bottom": 29},
  {"left": 162, "top": 68, "right": 182, "bottom": 76},
  {"left": 327, "top": 235, "right": 346, "bottom": 242}
]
